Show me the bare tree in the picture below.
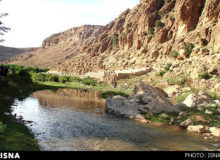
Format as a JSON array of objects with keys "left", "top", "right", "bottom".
[{"left": 0, "top": 0, "right": 10, "bottom": 42}]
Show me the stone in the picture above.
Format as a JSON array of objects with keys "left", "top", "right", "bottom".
[
  {"left": 164, "top": 85, "right": 181, "bottom": 97},
  {"left": 131, "top": 81, "right": 179, "bottom": 113},
  {"left": 183, "top": 93, "right": 218, "bottom": 107},
  {"left": 205, "top": 110, "right": 213, "bottom": 115},
  {"left": 175, "top": 103, "right": 188, "bottom": 110},
  {"left": 197, "top": 106, "right": 204, "bottom": 112},
  {"left": 194, "top": 114, "right": 207, "bottom": 123},
  {"left": 187, "top": 125, "right": 210, "bottom": 133},
  {"left": 180, "top": 119, "right": 193, "bottom": 127},
  {"left": 209, "top": 127, "right": 220, "bottom": 137},
  {"left": 160, "top": 113, "right": 169, "bottom": 119},
  {"left": 135, "top": 114, "right": 149, "bottom": 123},
  {"left": 179, "top": 112, "right": 187, "bottom": 117},
  {"left": 106, "top": 96, "right": 140, "bottom": 118}
]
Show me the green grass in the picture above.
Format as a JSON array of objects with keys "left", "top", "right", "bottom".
[{"left": 0, "top": 98, "right": 39, "bottom": 151}]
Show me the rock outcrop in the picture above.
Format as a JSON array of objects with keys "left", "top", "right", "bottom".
[
  {"left": 4, "top": 0, "right": 220, "bottom": 90},
  {"left": 6, "top": 25, "right": 103, "bottom": 68},
  {"left": 106, "top": 82, "right": 179, "bottom": 122},
  {"left": 183, "top": 91, "right": 219, "bottom": 107}
]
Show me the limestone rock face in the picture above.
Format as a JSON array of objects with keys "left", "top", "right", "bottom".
[
  {"left": 183, "top": 92, "right": 218, "bottom": 107},
  {"left": 5, "top": 0, "right": 220, "bottom": 87}
]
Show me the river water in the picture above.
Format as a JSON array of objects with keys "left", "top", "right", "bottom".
[{"left": 10, "top": 89, "right": 220, "bottom": 151}]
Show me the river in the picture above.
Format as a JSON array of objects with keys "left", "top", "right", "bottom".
[{"left": 10, "top": 89, "right": 220, "bottom": 151}]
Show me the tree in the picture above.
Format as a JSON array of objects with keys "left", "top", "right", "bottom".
[{"left": 0, "top": 0, "right": 10, "bottom": 42}]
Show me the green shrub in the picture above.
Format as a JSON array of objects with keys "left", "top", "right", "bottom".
[
  {"left": 147, "top": 27, "right": 154, "bottom": 36},
  {"left": 121, "top": 32, "right": 126, "bottom": 38},
  {"left": 185, "top": 43, "right": 194, "bottom": 57},
  {"left": 59, "top": 76, "right": 71, "bottom": 83},
  {"left": 69, "top": 76, "right": 82, "bottom": 83},
  {"left": 169, "top": 15, "right": 174, "bottom": 20},
  {"left": 112, "top": 34, "right": 119, "bottom": 48},
  {"left": 47, "top": 74, "right": 59, "bottom": 82},
  {"left": 145, "top": 112, "right": 154, "bottom": 120},
  {"left": 81, "top": 78, "right": 96, "bottom": 86},
  {"left": 169, "top": 50, "right": 179, "bottom": 58},
  {"left": 32, "top": 73, "right": 47, "bottom": 82},
  {"left": 168, "top": 77, "right": 188, "bottom": 85},
  {"left": 164, "top": 63, "right": 172, "bottom": 72},
  {"left": 156, "top": 71, "right": 166, "bottom": 77},
  {"left": 199, "top": 72, "right": 211, "bottom": 80},
  {"left": 155, "top": 20, "right": 165, "bottom": 30},
  {"left": 0, "top": 122, "right": 7, "bottom": 134}
]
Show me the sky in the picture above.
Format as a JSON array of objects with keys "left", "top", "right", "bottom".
[{"left": 0, "top": 0, "right": 139, "bottom": 48}]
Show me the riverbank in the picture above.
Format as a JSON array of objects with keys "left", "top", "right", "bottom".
[{"left": 0, "top": 64, "right": 219, "bottom": 150}]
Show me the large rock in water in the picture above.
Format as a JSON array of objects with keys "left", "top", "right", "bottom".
[
  {"left": 106, "top": 82, "right": 179, "bottom": 119},
  {"left": 130, "top": 81, "right": 179, "bottom": 113}
]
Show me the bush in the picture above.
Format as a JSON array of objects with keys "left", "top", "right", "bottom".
[
  {"left": 164, "top": 63, "right": 172, "bottom": 72},
  {"left": 32, "top": 73, "right": 47, "bottom": 82},
  {"left": 169, "top": 50, "right": 179, "bottom": 58},
  {"left": 147, "top": 27, "right": 154, "bottom": 36},
  {"left": 69, "top": 76, "right": 82, "bottom": 83},
  {"left": 0, "top": 122, "right": 7, "bottom": 134},
  {"left": 155, "top": 20, "right": 165, "bottom": 30},
  {"left": 168, "top": 77, "right": 188, "bottom": 85},
  {"left": 145, "top": 112, "right": 154, "bottom": 120},
  {"left": 47, "top": 74, "right": 59, "bottom": 82},
  {"left": 185, "top": 43, "right": 194, "bottom": 57},
  {"left": 156, "top": 71, "right": 166, "bottom": 77},
  {"left": 81, "top": 78, "right": 96, "bottom": 86},
  {"left": 59, "top": 76, "right": 71, "bottom": 83},
  {"left": 112, "top": 34, "right": 119, "bottom": 48},
  {"left": 199, "top": 72, "right": 211, "bottom": 80}
]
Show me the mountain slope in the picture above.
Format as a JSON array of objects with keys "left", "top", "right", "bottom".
[
  {"left": 6, "top": 25, "right": 103, "bottom": 68},
  {"left": 51, "top": 0, "right": 219, "bottom": 82},
  {"left": 0, "top": 45, "right": 34, "bottom": 63}
]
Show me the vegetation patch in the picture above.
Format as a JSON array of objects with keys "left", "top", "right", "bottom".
[
  {"left": 185, "top": 43, "right": 194, "bottom": 57},
  {"left": 169, "top": 50, "right": 179, "bottom": 58},
  {"left": 112, "top": 34, "right": 119, "bottom": 48},
  {"left": 199, "top": 72, "right": 212, "bottom": 80},
  {"left": 155, "top": 20, "right": 165, "bottom": 30},
  {"left": 101, "top": 91, "right": 129, "bottom": 99}
]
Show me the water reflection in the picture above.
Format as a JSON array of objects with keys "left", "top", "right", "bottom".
[
  {"left": 31, "top": 89, "right": 106, "bottom": 115},
  {"left": 11, "top": 89, "right": 219, "bottom": 151}
]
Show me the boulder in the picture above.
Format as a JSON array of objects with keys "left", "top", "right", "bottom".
[
  {"left": 180, "top": 119, "right": 193, "bottom": 127},
  {"left": 209, "top": 127, "right": 220, "bottom": 137},
  {"left": 164, "top": 85, "right": 181, "bottom": 97},
  {"left": 106, "top": 82, "right": 179, "bottom": 122},
  {"left": 187, "top": 125, "right": 209, "bottom": 133},
  {"left": 106, "top": 96, "right": 140, "bottom": 118},
  {"left": 205, "top": 110, "right": 213, "bottom": 115},
  {"left": 183, "top": 92, "right": 218, "bottom": 107},
  {"left": 130, "top": 81, "right": 179, "bottom": 113}
]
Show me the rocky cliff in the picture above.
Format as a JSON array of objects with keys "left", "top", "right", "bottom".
[
  {"left": 50, "top": 0, "right": 219, "bottom": 82},
  {"left": 6, "top": 25, "right": 103, "bottom": 68},
  {"left": 6, "top": 0, "right": 220, "bottom": 87}
]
